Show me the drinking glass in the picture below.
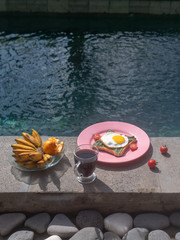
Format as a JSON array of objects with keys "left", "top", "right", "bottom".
[{"left": 74, "top": 144, "right": 99, "bottom": 184}]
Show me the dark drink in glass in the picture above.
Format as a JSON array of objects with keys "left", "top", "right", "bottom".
[
  {"left": 74, "top": 149, "right": 97, "bottom": 177},
  {"left": 74, "top": 144, "right": 99, "bottom": 184}
]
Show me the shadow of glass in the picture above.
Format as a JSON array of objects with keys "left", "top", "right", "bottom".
[
  {"left": 11, "top": 155, "right": 71, "bottom": 191},
  {"left": 82, "top": 178, "right": 114, "bottom": 193},
  {"left": 97, "top": 144, "right": 153, "bottom": 172}
]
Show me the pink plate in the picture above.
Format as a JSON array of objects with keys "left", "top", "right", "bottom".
[{"left": 77, "top": 121, "right": 150, "bottom": 165}]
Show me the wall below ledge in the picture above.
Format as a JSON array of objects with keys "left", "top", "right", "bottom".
[
  {"left": 0, "top": 0, "right": 180, "bottom": 15},
  {"left": 1, "top": 192, "right": 180, "bottom": 215}
]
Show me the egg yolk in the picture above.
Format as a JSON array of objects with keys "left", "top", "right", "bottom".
[{"left": 112, "top": 135, "right": 125, "bottom": 144}]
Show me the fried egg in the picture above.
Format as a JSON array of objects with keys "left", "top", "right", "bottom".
[{"left": 101, "top": 131, "right": 129, "bottom": 148}]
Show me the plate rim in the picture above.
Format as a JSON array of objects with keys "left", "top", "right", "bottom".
[{"left": 77, "top": 121, "right": 150, "bottom": 165}]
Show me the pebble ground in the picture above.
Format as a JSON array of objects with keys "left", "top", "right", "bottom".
[{"left": 0, "top": 211, "right": 180, "bottom": 240}]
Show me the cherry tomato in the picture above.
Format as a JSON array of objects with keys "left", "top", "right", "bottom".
[
  {"left": 148, "top": 159, "right": 157, "bottom": 169},
  {"left": 160, "top": 145, "right": 168, "bottom": 154},
  {"left": 93, "top": 134, "right": 101, "bottom": 141},
  {"left": 130, "top": 143, "right": 138, "bottom": 151}
]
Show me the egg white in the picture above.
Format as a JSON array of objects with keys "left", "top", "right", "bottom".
[{"left": 101, "top": 132, "right": 129, "bottom": 148}]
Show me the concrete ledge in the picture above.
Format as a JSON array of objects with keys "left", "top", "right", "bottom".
[
  {"left": 149, "top": 1, "right": 171, "bottom": 15},
  {"left": 0, "top": 136, "right": 180, "bottom": 214},
  {"left": 0, "top": 0, "right": 7, "bottom": 12},
  {"left": 129, "top": 0, "right": 150, "bottom": 14},
  {"left": 109, "top": 0, "right": 129, "bottom": 14},
  {"left": 27, "top": 0, "right": 48, "bottom": 12},
  {"left": 171, "top": 1, "right": 180, "bottom": 14},
  {"left": 48, "top": 0, "right": 69, "bottom": 13},
  {"left": 7, "top": 0, "right": 27, "bottom": 12},
  {"left": 1, "top": 0, "right": 180, "bottom": 15},
  {"left": 89, "top": 0, "right": 109, "bottom": 13},
  {"left": 69, "top": 0, "right": 89, "bottom": 13}
]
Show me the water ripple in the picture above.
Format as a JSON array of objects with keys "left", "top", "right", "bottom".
[{"left": 0, "top": 17, "right": 180, "bottom": 136}]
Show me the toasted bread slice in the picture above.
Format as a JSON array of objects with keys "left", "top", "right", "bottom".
[{"left": 93, "top": 130, "right": 137, "bottom": 157}]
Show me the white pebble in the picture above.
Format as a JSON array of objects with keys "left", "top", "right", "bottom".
[{"left": 104, "top": 213, "right": 133, "bottom": 238}]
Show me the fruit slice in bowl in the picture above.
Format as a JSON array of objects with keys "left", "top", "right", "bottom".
[{"left": 43, "top": 137, "right": 64, "bottom": 156}]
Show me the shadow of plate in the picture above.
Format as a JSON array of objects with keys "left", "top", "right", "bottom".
[{"left": 11, "top": 155, "right": 71, "bottom": 191}]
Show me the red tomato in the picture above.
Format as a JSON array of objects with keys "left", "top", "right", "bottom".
[
  {"left": 93, "top": 134, "right": 101, "bottom": 141},
  {"left": 160, "top": 145, "right": 168, "bottom": 154},
  {"left": 130, "top": 143, "right": 138, "bottom": 151},
  {"left": 148, "top": 159, "right": 157, "bottom": 169}
]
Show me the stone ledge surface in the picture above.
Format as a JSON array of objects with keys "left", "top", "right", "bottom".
[{"left": 0, "top": 136, "right": 180, "bottom": 214}]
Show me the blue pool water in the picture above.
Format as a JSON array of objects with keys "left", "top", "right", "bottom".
[{"left": 0, "top": 15, "right": 180, "bottom": 137}]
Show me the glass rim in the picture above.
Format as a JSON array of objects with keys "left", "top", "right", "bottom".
[{"left": 74, "top": 144, "right": 99, "bottom": 161}]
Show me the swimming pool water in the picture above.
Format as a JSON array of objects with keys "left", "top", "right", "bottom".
[{"left": 0, "top": 15, "right": 180, "bottom": 137}]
